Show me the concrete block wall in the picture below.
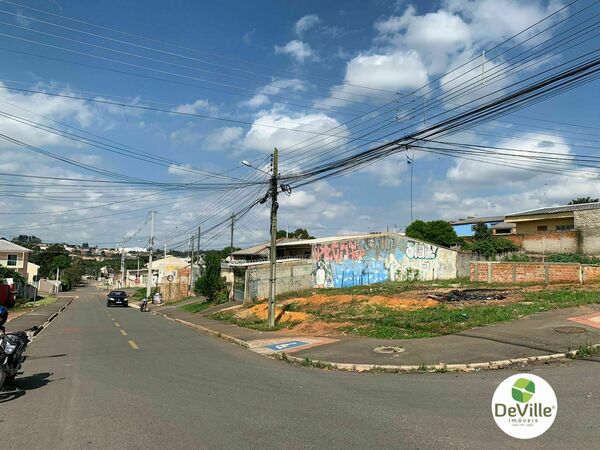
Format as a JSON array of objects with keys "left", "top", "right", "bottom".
[
  {"left": 244, "top": 260, "right": 314, "bottom": 303},
  {"left": 521, "top": 231, "right": 579, "bottom": 255}
]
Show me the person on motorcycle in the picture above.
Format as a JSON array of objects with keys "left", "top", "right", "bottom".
[{"left": 0, "top": 305, "right": 8, "bottom": 332}]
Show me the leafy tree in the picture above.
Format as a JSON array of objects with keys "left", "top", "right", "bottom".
[
  {"left": 472, "top": 222, "right": 492, "bottom": 240},
  {"left": 30, "top": 244, "right": 71, "bottom": 278},
  {"left": 0, "top": 266, "right": 25, "bottom": 284},
  {"left": 276, "top": 228, "right": 315, "bottom": 239},
  {"left": 568, "top": 197, "right": 598, "bottom": 204},
  {"left": 81, "top": 242, "right": 89, "bottom": 249},
  {"left": 194, "top": 253, "right": 227, "bottom": 302},
  {"left": 405, "top": 220, "right": 460, "bottom": 247},
  {"left": 61, "top": 259, "right": 85, "bottom": 290}
]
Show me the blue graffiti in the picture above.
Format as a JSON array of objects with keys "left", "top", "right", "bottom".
[{"left": 330, "top": 259, "right": 389, "bottom": 288}]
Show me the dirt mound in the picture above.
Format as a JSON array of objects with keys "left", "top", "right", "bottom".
[
  {"left": 235, "top": 304, "right": 310, "bottom": 323},
  {"left": 285, "top": 293, "right": 439, "bottom": 310}
]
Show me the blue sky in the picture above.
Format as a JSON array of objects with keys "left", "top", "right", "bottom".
[{"left": 0, "top": 0, "right": 598, "bottom": 250}]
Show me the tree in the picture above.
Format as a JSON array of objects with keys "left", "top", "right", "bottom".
[
  {"left": 81, "top": 242, "right": 90, "bottom": 249},
  {"left": 276, "top": 228, "right": 315, "bottom": 239},
  {"left": 30, "top": 244, "right": 71, "bottom": 278},
  {"left": 194, "top": 253, "right": 227, "bottom": 302},
  {"left": 405, "top": 220, "right": 460, "bottom": 247},
  {"left": 569, "top": 197, "right": 598, "bottom": 205},
  {"left": 472, "top": 222, "right": 492, "bottom": 240}
]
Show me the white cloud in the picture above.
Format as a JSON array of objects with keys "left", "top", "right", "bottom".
[
  {"left": 319, "top": 50, "right": 428, "bottom": 108},
  {"left": 274, "top": 40, "right": 318, "bottom": 63},
  {"left": 169, "top": 123, "right": 202, "bottom": 145},
  {"left": 376, "top": 7, "right": 472, "bottom": 74},
  {"left": 362, "top": 152, "right": 409, "bottom": 187},
  {"left": 294, "top": 14, "right": 321, "bottom": 36},
  {"left": 242, "top": 111, "right": 349, "bottom": 164},
  {"left": 204, "top": 127, "right": 243, "bottom": 151},
  {"left": 172, "top": 98, "right": 217, "bottom": 115},
  {"left": 240, "top": 78, "right": 307, "bottom": 110}
]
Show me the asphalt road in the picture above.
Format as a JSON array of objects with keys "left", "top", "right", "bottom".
[{"left": 1, "top": 286, "right": 598, "bottom": 449}]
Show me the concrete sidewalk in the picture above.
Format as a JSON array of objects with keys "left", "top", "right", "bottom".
[
  {"left": 5, "top": 296, "right": 74, "bottom": 334},
  {"left": 154, "top": 302, "right": 600, "bottom": 371}
]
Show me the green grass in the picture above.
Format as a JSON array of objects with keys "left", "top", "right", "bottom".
[
  {"left": 181, "top": 301, "right": 212, "bottom": 314},
  {"left": 14, "top": 296, "right": 57, "bottom": 310},
  {"left": 274, "top": 277, "right": 542, "bottom": 302},
  {"left": 212, "top": 287, "right": 600, "bottom": 340}
]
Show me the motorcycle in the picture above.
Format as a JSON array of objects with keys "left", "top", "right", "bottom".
[
  {"left": 139, "top": 297, "right": 149, "bottom": 312},
  {"left": 0, "top": 326, "right": 36, "bottom": 391}
]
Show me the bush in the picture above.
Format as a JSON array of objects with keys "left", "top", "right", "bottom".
[
  {"left": 406, "top": 220, "right": 461, "bottom": 247},
  {"left": 463, "top": 237, "right": 518, "bottom": 258},
  {"left": 546, "top": 253, "right": 600, "bottom": 264},
  {"left": 502, "top": 253, "right": 530, "bottom": 262},
  {"left": 194, "top": 253, "right": 228, "bottom": 302}
]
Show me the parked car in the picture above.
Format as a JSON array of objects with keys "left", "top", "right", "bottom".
[{"left": 106, "top": 291, "right": 128, "bottom": 307}]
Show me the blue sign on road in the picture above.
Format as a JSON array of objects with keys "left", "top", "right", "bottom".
[{"left": 266, "top": 341, "right": 308, "bottom": 351}]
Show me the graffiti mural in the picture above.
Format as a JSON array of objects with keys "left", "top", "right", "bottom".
[
  {"left": 406, "top": 240, "right": 437, "bottom": 259},
  {"left": 311, "top": 235, "right": 449, "bottom": 289}
]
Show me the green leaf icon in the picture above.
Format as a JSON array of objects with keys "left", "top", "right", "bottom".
[{"left": 512, "top": 378, "right": 535, "bottom": 403}]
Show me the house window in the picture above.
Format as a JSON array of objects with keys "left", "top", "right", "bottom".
[
  {"left": 7, "top": 254, "right": 17, "bottom": 266},
  {"left": 556, "top": 224, "right": 575, "bottom": 231},
  {"left": 537, "top": 226, "right": 548, "bottom": 231}
]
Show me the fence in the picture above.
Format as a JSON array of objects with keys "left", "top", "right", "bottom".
[
  {"left": 470, "top": 261, "right": 600, "bottom": 284},
  {"left": 159, "top": 281, "right": 190, "bottom": 302}
]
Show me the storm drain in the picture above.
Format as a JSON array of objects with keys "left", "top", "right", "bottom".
[
  {"left": 553, "top": 326, "right": 587, "bottom": 334},
  {"left": 373, "top": 346, "right": 406, "bottom": 354}
]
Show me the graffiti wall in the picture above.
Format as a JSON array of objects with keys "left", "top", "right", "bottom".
[{"left": 310, "top": 234, "right": 457, "bottom": 288}]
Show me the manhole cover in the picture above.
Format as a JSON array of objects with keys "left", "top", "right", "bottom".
[
  {"left": 554, "top": 326, "right": 587, "bottom": 334},
  {"left": 373, "top": 346, "right": 406, "bottom": 354}
]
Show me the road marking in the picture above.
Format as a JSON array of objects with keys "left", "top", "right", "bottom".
[
  {"left": 128, "top": 340, "right": 139, "bottom": 350},
  {"left": 115, "top": 322, "right": 120, "bottom": 327},
  {"left": 120, "top": 329, "right": 128, "bottom": 336}
]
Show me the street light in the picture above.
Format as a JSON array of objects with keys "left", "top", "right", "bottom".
[{"left": 241, "top": 160, "right": 270, "bottom": 176}]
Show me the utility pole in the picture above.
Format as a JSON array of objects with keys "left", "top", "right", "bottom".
[
  {"left": 189, "top": 234, "right": 195, "bottom": 293},
  {"left": 164, "top": 232, "right": 167, "bottom": 258},
  {"left": 268, "top": 147, "right": 279, "bottom": 328},
  {"left": 120, "top": 242, "right": 126, "bottom": 288},
  {"left": 146, "top": 211, "right": 156, "bottom": 298},
  {"left": 230, "top": 213, "right": 235, "bottom": 263},
  {"left": 197, "top": 225, "right": 201, "bottom": 275},
  {"left": 407, "top": 151, "right": 414, "bottom": 224},
  {"left": 482, "top": 50, "right": 486, "bottom": 85}
]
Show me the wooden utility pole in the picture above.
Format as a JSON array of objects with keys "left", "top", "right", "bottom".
[
  {"left": 268, "top": 148, "right": 279, "bottom": 328},
  {"left": 146, "top": 211, "right": 156, "bottom": 298},
  {"left": 230, "top": 214, "right": 235, "bottom": 263},
  {"left": 189, "top": 235, "right": 195, "bottom": 293}
]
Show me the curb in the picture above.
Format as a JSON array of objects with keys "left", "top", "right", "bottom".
[
  {"left": 32, "top": 297, "right": 74, "bottom": 338},
  {"left": 272, "top": 345, "right": 600, "bottom": 373},
  {"left": 150, "top": 311, "right": 600, "bottom": 374}
]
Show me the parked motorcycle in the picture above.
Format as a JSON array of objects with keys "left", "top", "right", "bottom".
[
  {"left": 0, "top": 306, "right": 36, "bottom": 391},
  {"left": 139, "top": 297, "right": 149, "bottom": 312}
]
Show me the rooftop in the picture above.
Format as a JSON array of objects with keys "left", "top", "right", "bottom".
[
  {"left": 276, "top": 232, "right": 399, "bottom": 247},
  {"left": 232, "top": 238, "right": 300, "bottom": 256},
  {"left": 0, "top": 239, "right": 32, "bottom": 253},
  {"left": 450, "top": 216, "right": 505, "bottom": 225},
  {"left": 506, "top": 202, "right": 600, "bottom": 218}
]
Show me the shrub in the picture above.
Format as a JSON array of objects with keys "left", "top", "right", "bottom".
[
  {"left": 546, "top": 253, "right": 600, "bottom": 264},
  {"left": 194, "top": 253, "right": 228, "bottom": 302},
  {"left": 463, "top": 237, "right": 518, "bottom": 258}
]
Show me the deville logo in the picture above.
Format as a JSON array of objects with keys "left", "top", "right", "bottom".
[
  {"left": 492, "top": 373, "right": 557, "bottom": 440},
  {"left": 512, "top": 378, "right": 535, "bottom": 403}
]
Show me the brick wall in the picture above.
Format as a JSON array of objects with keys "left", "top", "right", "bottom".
[
  {"left": 504, "top": 234, "right": 524, "bottom": 247},
  {"left": 470, "top": 262, "right": 587, "bottom": 284},
  {"left": 583, "top": 265, "right": 600, "bottom": 282}
]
